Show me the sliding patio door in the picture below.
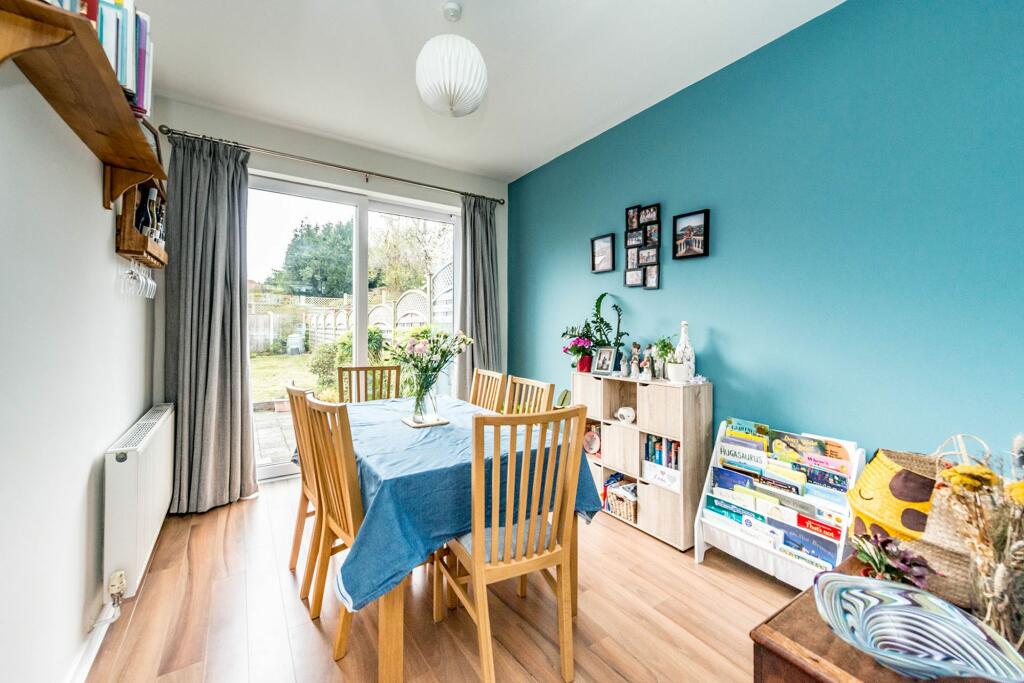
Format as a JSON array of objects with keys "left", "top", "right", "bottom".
[
  {"left": 365, "top": 202, "right": 456, "bottom": 396},
  {"left": 245, "top": 176, "right": 458, "bottom": 479}
]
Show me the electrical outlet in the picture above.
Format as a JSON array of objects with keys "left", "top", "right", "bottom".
[{"left": 108, "top": 570, "right": 127, "bottom": 599}]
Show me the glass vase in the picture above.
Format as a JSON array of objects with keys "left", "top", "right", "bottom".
[{"left": 412, "top": 373, "right": 439, "bottom": 424}]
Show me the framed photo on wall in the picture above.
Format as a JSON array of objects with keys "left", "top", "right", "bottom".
[
  {"left": 638, "top": 246, "right": 658, "bottom": 266},
  {"left": 672, "top": 209, "right": 710, "bottom": 259},
  {"left": 591, "top": 233, "right": 615, "bottom": 272},
  {"left": 638, "top": 203, "right": 660, "bottom": 225},
  {"left": 625, "top": 229, "right": 644, "bottom": 247},
  {"left": 592, "top": 346, "right": 616, "bottom": 375},
  {"left": 644, "top": 264, "right": 660, "bottom": 290},
  {"left": 624, "top": 268, "right": 643, "bottom": 287},
  {"left": 625, "top": 205, "right": 640, "bottom": 231},
  {"left": 645, "top": 222, "right": 660, "bottom": 245},
  {"left": 626, "top": 247, "right": 639, "bottom": 270}
]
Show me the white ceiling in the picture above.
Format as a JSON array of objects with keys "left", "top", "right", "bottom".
[{"left": 146, "top": 0, "right": 842, "bottom": 182}]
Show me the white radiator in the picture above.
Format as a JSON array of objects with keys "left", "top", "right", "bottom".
[{"left": 103, "top": 403, "right": 175, "bottom": 600}]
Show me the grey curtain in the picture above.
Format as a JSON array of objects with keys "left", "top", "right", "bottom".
[
  {"left": 456, "top": 195, "right": 502, "bottom": 398},
  {"left": 164, "top": 136, "right": 257, "bottom": 514}
]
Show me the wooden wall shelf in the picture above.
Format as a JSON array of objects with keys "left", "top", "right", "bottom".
[{"left": 0, "top": 0, "right": 166, "bottom": 209}]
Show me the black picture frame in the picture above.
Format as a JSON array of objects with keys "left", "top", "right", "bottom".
[
  {"left": 672, "top": 209, "right": 710, "bottom": 260},
  {"left": 645, "top": 222, "right": 660, "bottom": 246},
  {"left": 625, "top": 205, "right": 641, "bottom": 232},
  {"left": 638, "top": 246, "right": 658, "bottom": 266},
  {"left": 591, "top": 233, "right": 615, "bottom": 273},
  {"left": 638, "top": 203, "right": 660, "bottom": 226},
  {"left": 643, "top": 264, "right": 660, "bottom": 290},
  {"left": 625, "top": 246, "right": 639, "bottom": 270},
  {"left": 624, "top": 268, "right": 644, "bottom": 287},
  {"left": 625, "top": 229, "right": 645, "bottom": 247}
]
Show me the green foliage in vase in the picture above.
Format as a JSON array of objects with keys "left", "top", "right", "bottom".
[{"left": 562, "top": 292, "right": 628, "bottom": 349}]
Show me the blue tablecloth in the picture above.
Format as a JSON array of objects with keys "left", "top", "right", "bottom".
[{"left": 333, "top": 395, "right": 602, "bottom": 610}]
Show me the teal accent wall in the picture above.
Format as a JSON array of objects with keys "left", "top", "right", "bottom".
[{"left": 507, "top": 0, "right": 1023, "bottom": 456}]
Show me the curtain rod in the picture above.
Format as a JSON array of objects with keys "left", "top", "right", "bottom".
[{"left": 156, "top": 125, "right": 506, "bottom": 206}]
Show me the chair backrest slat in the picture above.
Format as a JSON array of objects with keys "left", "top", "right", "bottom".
[
  {"left": 471, "top": 406, "right": 586, "bottom": 568},
  {"left": 306, "top": 397, "right": 364, "bottom": 544},
  {"left": 286, "top": 385, "right": 317, "bottom": 498},
  {"left": 503, "top": 376, "right": 554, "bottom": 415},
  {"left": 338, "top": 365, "right": 401, "bottom": 403},
  {"left": 470, "top": 368, "right": 506, "bottom": 412}
]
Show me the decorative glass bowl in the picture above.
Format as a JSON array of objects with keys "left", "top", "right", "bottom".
[{"left": 814, "top": 573, "right": 1024, "bottom": 681}]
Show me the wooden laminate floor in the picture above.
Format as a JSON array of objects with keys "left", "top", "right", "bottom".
[{"left": 87, "top": 477, "right": 796, "bottom": 683}]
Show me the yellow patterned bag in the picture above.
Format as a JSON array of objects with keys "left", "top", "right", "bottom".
[{"left": 848, "top": 449, "right": 937, "bottom": 541}]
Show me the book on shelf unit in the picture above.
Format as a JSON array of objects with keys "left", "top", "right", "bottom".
[
  {"left": 89, "top": 0, "right": 153, "bottom": 115},
  {"left": 694, "top": 417, "right": 865, "bottom": 589}
]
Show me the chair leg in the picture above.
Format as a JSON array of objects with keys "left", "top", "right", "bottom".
[
  {"left": 570, "top": 515, "right": 579, "bottom": 618},
  {"left": 433, "top": 550, "right": 446, "bottom": 623},
  {"left": 556, "top": 562, "right": 575, "bottom": 682},
  {"left": 299, "top": 510, "right": 323, "bottom": 600},
  {"left": 517, "top": 575, "right": 528, "bottom": 598},
  {"left": 473, "top": 574, "right": 496, "bottom": 683},
  {"left": 332, "top": 605, "right": 354, "bottom": 660},
  {"left": 446, "top": 555, "right": 459, "bottom": 610},
  {"left": 288, "top": 489, "right": 308, "bottom": 571},
  {"left": 309, "top": 525, "right": 334, "bottom": 620}
]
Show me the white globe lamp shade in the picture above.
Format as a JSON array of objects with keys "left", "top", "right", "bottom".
[{"left": 415, "top": 34, "right": 488, "bottom": 117}]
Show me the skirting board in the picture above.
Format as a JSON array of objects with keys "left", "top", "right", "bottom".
[{"left": 64, "top": 602, "right": 118, "bottom": 683}]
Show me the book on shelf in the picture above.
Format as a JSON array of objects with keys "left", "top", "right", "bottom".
[
  {"left": 643, "top": 435, "right": 680, "bottom": 470},
  {"left": 94, "top": 0, "right": 154, "bottom": 115}
]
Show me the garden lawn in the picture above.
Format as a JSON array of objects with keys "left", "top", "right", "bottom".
[{"left": 249, "top": 353, "right": 317, "bottom": 403}]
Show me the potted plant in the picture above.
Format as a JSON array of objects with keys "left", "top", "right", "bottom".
[
  {"left": 386, "top": 329, "right": 473, "bottom": 424},
  {"left": 562, "top": 292, "right": 628, "bottom": 370},
  {"left": 850, "top": 534, "right": 936, "bottom": 589},
  {"left": 653, "top": 336, "right": 675, "bottom": 380},
  {"left": 562, "top": 336, "right": 595, "bottom": 371}
]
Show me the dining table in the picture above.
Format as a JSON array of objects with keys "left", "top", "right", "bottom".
[{"left": 331, "top": 395, "right": 603, "bottom": 682}]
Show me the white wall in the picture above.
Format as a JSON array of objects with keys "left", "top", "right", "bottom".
[
  {"left": 152, "top": 96, "right": 509, "bottom": 400},
  {"left": 0, "top": 64, "right": 154, "bottom": 682}
]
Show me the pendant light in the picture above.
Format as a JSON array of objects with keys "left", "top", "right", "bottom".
[{"left": 415, "top": 2, "right": 488, "bottom": 117}]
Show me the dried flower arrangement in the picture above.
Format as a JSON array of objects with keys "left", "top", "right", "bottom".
[
  {"left": 935, "top": 434, "right": 1024, "bottom": 651},
  {"left": 851, "top": 534, "right": 937, "bottom": 589}
]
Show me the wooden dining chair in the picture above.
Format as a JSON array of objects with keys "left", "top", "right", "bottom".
[
  {"left": 435, "top": 405, "right": 587, "bottom": 682},
  {"left": 469, "top": 368, "right": 506, "bottom": 412},
  {"left": 285, "top": 385, "right": 323, "bottom": 609},
  {"left": 304, "top": 396, "right": 365, "bottom": 660},
  {"left": 503, "top": 375, "right": 554, "bottom": 415},
  {"left": 337, "top": 365, "right": 401, "bottom": 402}
]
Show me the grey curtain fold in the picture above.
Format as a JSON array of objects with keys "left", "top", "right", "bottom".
[
  {"left": 164, "top": 136, "right": 257, "bottom": 514},
  {"left": 456, "top": 195, "right": 502, "bottom": 399}
]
